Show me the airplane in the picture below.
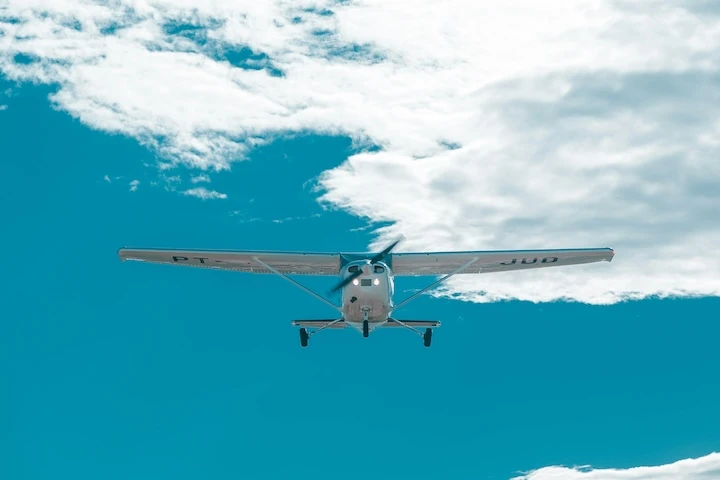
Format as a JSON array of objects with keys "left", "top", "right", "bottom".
[{"left": 117, "top": 238, "right": 614, "bottom": 347}]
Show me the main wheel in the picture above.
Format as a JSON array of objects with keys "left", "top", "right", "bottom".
[
  {"left": 299, "top": 328, "right": 309, "bottom": 347},
  {"left": 423, "top": 328, "right": 432, "bottom": 347},
  {"left": 362, "top": 320, "right": 369, "bottom": 338}
]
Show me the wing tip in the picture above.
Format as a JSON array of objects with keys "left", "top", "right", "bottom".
[{"left": 117, "top": 247, "right": 135, "bottom": 261}]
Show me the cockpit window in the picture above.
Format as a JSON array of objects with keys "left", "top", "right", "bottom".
[
  {"left": 348, "top": 265, "right": 359, "bottom": 272},
  {"left": 374, "top": 265, "right": 385, "bottom": 273}
]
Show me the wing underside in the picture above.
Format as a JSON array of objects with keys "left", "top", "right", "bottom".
[
  {"left": 389, "top": 248, "right": 614, "bottom": 276},
  {"left": 119, "top": 247, "right": 614, "bottom": 277},
  {"left": 118, "top": 248, "right": 342, "bottom": 275}
]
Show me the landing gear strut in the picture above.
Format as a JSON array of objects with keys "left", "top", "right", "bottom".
[
  {"left": 294, "top": 319, "right": 344, "bottom": 347},
  {"left": 388, "top": 317, "right": 436, "bottom": 347}
]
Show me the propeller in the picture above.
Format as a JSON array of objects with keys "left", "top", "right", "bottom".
[
  {"left": 329, "top": 267, "right": 364, "bottom": 294},
  {"left": 329, "top": 235, "right": 404, "bottom": 294}
]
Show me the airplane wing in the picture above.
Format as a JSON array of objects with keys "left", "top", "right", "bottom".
[
  {"left": 117, "top": 248, "right": 341, "bottom": 275},
  {"left": 390, "top": 247, "right": 614, "bottom": 276}
]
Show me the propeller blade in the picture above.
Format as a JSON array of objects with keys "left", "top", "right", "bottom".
[
  {"left": 329, "top": 268, "right": 363, "bottom": 294},
  {"left": 370, "top": 235, "right": 405, "bottom": 264},
  {"left": 328, "top": 235, "right": 404, "bottom": 294}
]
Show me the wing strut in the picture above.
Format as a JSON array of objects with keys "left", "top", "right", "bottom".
[
  {"left": 390, "top": 257, "right": 479, "bottom": 313},
  {"left": 386, "top": 318, "right": 426, "bottom": 337},
  {"left": 305, "top": 318, "right": 345, "bottom": 336},
  {"left": 251, "top": 257, "right": 342, "bottom": 312}
]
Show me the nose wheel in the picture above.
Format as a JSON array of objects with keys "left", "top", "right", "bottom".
[{"left": 362, "top": 320, "right": 369, "bottom": 338}]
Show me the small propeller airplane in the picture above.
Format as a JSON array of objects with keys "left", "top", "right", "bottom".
[{"left": 118, "top": 238, "right": 614, "bottom": 347}]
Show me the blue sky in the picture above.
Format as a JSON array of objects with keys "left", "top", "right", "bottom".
[
  {"left": 2, "top": 76, "right": 720, "bottom": 480},
  {"left": 2, "top": 2, "right": 720, "bottom": 479}
]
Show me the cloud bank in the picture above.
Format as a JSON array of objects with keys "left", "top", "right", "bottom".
[
  {"left": 512, "top": 452, "right": 720, "bottom": 480},
  {"left": 2, "top": 0, "right": 719, "bottom": 303}
]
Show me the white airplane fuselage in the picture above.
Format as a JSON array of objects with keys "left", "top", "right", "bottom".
[{"left": 341, "top": 261, "right": 394, "bottom": 333}]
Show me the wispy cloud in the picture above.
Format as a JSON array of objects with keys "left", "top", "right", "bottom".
[
  {"left": 227, "top": 210, "right": 319, "bottom": 223},
  {"left": 182, "top": 187, "right": 227, "bottom": 200},
  {"left": 162, "top": 175, "right": 181, "bottom": 185},
  {"left": 271, "top": 213, "right": 321, "bottom": 224},
  {"left": 128, "top": 179, "right": 139, "bottom": 192},
  {"left": 1, "top": 1, "right": 719, "bottom": 303},
  {"left": 191, "top": 174, "right": 211, "bottom": 184},
  {"left": 229, "top": 211, "right": 262, "bottom": 223},
  {"left": 512, "top": 452, "right": 720, "bottom": 479},
  {"left": 103, "top": 175, "right": 123, "bottom": 183},
  {"left": 0, "top": 105, "right": 7, "bottom": 111}
]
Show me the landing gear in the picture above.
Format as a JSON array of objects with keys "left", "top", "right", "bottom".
[
  {"left": 362, "top": 320, "right": 369, "bottom": 338},
  {"left": 293, "top": 319, "right": 345, "bottom": 347},
  {"left": 423, "top": 328, "right": 432, "bottom": 347},
  {"left": 387, "top": 317, "right": 436, "bottom": 347}
]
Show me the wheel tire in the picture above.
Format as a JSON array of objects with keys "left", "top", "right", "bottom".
[
  {"left": 423, "top": 328, "right": 432, "bottom": 347},
  {"left": 299, "top": 328, "right": 309, "bottom": 347},
  {"left": 363, "top": 320, "right": 369, "bottom": 338}
]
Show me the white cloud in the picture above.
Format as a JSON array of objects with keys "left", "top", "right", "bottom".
[
  {"left": 182, "top": 187, "right": 227, "bottom": 200},
  {"left": 511, "top": 452, "right": 720, "bottom": 480},
  {"left": 103, "top": 174, "right": 111, "bottom": 183},
  {"left": 0, "top": 105, "right": 7, "bottom": 111},
  {"left": 129, "top": 179, "right": 139, "bottom": 191},
  {"left": 1, "top": 1, "right": 719, "bottom": 303},
  {"left": 191, "top": 174, "right": 211, "bottom": 184},
  {"left": 271, "top": 213, "right": 321, "bottom": 223}
]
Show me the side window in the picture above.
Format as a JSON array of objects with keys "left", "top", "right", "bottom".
[
  {"left": 348, "top": 265, "right": 359, "bottom": 273},
  {"left": 374, "top": 265, "right": 385, "bottom": 273}
]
